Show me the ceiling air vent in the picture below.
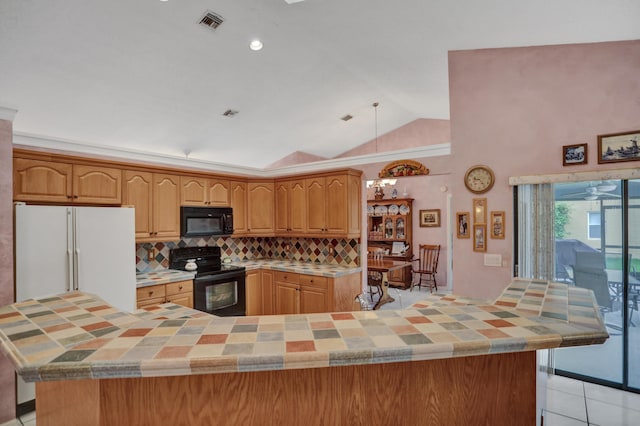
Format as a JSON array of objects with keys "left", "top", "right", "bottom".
[{"left": 199, "top": 10, "right": 224, "bottom": 31}]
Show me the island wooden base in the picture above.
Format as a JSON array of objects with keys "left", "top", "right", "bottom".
[{"left": 36, "top": 351, "right": 536, "bottom": 425}]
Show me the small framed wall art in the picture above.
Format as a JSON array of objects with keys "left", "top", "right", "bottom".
[
  {"left": 597, "top": 130, "right": 640, "bottom": 164},
  {"left": 472, "top": 198, "right": 487, "bottom": 224},
  {"left": 490, "top": 211, "right": 505, "bottom": 239},
  {"left": 456, "top": 212, "right": 470, "bottom": 239},
  {"left": 562, "top": 143, "right": 587, "bottom": 166},
  {"left": 473, "top": 224, "right": 487, "bottom": 252},
  {"left": 419, "top": 209, "right": 441, "bottom": 227}
]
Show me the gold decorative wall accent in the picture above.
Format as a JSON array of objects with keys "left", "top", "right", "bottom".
[{"left": 378, "top": 160, "right": 429, "bottom": 178}]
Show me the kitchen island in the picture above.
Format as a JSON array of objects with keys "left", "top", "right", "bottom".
[{"left": 0, "top": 278, "right": 607, "bottom": 425}]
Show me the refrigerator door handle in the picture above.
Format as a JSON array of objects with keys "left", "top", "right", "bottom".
[
  {"left": 66, "top": 249, "right": 73, "bottom": 292},
  {"left": 73, "top": 248, "right": 80, "bottom": 291}
]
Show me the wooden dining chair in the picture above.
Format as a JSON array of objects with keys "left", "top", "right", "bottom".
[
  {"left": 411, "top": 244, "right": 440, "bottom": 292},
  {"left": 367, "top": 249, "right": 384, "bottom": 302}
]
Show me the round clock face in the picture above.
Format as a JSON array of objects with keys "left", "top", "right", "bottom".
[{"left": 464, "top": 165, "right": 495, "bottom": 194}]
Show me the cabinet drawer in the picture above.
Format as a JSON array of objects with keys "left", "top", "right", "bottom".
[
  {"left": 166, "top": 280, "right": 193, "bottom": 296},
  {"left": 274, "top": 271, "right": 299, "bottom": 284},
  {"left": 137, "top": 285, "right": 166, "bottom": 302},
  {"left": 137, "top": 297, "right": 166, "bottom": 309},
  {"left": 300, "top": 274, "right": 328, "bottom": 289}
]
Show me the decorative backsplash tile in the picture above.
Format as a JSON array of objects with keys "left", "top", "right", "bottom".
[{"left": 136, "top": 236, "right": 361, "bottom": 272}]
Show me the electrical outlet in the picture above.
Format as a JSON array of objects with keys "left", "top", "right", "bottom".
[
  {"left": 148, "top": 248, "right": 156, "bottom": 261},
  {"left": 328, "top": 246, "right": 334, "bottom": 256}
]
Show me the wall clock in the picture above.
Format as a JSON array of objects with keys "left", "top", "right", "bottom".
[{"left": 464, "top": 165, "right": 495, "bottom": 194}]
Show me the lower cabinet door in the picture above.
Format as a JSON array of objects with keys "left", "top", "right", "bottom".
[
  {"left": 275, "top": 281, "right": 299, "bottom": 314},
  {"left": 261, "top": 271, "right": 275, "bottom": 315},
  {"left": 245, "top": 270, "right": 262, "bottom": 316},
  {"left": 300, "top": 286, "right": 328, "bottom": 313},
  {"left": 166, "top": 293, "right": 193, "bottom": 308}
]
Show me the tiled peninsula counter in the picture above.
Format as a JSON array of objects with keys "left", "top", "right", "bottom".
[{"left": 0, "top": 279, "right": 607, "bottom": 425}]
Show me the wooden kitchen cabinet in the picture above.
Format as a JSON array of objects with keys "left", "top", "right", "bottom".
[
  {"left": 305, "top": 171, "right": 361, "bottom": 238},
  {"left": 165, "top": 280, "right": 194, "bottom": 307},
  {"left": 123, "top": 170, "right": 180, "bottom": 241},
  {"left": 14, "top": 158, "right": 122, "bottom": 204},
  {"left": 136, "top": 280, "right": 193, "bottom": 309},
  {"left": 299, "top": 275, "right": 328, "bottom": 313},
  {"left": 230, "top": 180, "right": 247, "bottom": 234},
  {"left": 232, "top": 180, "right": 275, "bottom": 236},
  {"left": 275, "top": 179, "right": 306, "bottom": 235},
  {"left": 275, "top": 272, "right": 300, "bottom": 315},
  {"left": 261, "top": 270, "right": 275, "bottom": 315},
  {"left": 273, "top": 271, "right": 358, "bottom": 314},
  {"left": 246, "top": 270, "right": 275, "bottom": 316},
  {"left": 247, "top": 181, "right": 275, "bottom": 234},
  {"left": 245, "top": 270, "right": 262, "bottom": 316},
  {"left": 180, "top": 176, "right": 230, "bottom": 207}
]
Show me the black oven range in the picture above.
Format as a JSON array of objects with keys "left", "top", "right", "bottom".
[{"left": 170, "top": 246, "right": 246, "bottom": 316}]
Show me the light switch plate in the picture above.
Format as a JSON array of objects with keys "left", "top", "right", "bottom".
[{"left": 484, "top": 254, "right": 502, "bottom": 267}]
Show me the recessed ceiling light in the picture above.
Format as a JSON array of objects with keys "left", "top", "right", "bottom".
[
  {"left": 249, "top": 40, "right": 263, "bottom": 51},
  {"left": 223, "top": 109, "right": 239, "bottom": 117}
]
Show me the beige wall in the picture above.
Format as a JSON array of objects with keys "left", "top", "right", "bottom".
[
  {"left": 449, "top": 39, "right": 640, "bottom": 299},
  {"left": 0, "top": 116, "right": 15, "bottom": 423}
]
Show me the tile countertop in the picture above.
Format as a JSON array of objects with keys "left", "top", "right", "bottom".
[
  {"left": 136, "top": 261, "right": 361, "bottom": 288},
  {"left": 0, "top": 278, "right": 607, "bottom": 383},
  {"left": 230, "top": 259, "right": 361, "bottom": 277},
  {"left": 136, "top": 270, "right": 196, "bottom": 288}
]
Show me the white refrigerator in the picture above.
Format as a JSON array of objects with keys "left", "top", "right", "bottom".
[{"left": 14, "top": 204, "right": 136, "bottom": 407}]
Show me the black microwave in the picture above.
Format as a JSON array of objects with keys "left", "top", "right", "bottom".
[{"left": 180, "top": 206, "right": 234, "bottom": 237}]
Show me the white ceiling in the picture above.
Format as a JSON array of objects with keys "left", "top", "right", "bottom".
[{"left": 1, "top": 0, "right": 639, "bottom": 170}]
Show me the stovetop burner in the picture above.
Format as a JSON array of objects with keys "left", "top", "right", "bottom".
[{"left": 169, "top": 246, "right": 245, "bottom": 276}]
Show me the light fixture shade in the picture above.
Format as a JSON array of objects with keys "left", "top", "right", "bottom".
[{"left": 596, "top": 183, "right": 616, "bottom": 192}]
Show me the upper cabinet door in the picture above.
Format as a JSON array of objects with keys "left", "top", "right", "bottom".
[
  {"left": 153, "top": 174, "right": 180, "bottom": 239},
  {"left": 207, "top": 179, "right": 230, "bottom": 206},
  {"left": 123, "top": 170, "right": 153, "bottom": 239},
  {"left": 73, "top": 165, "right": 122, "bottom": 204},
  {"left": 289, "top": 179, "right": 307, "bottom": 234},
  {"left": 274, "top": 181, "right": 290, "bottom": 233},
  {"left": 230, "top": 181, "right": 247, "bottom": 234},
  {"left": 247, "top": 182, "right": 274, "bottom": 234},
  {"left": 305, "top": 177, "right": 326, "bottom": 233},
  {"left": 180, "top": 176, "right": 207, "bottom": 206},
  {"left": 325, "top": 175, "right": 348, "bottom": 234},
  {"left": 14, "top": 158, "right": 72, "bottom": 202}
]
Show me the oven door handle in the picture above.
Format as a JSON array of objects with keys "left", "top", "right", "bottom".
[{"left": 194, "top": 270, "right": 246, "bottom": 283}]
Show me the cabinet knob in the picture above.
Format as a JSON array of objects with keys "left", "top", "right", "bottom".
[
  {"left": 148, "top": 291, "right": 153, "bottom": 296},
  {"left": 178, "top": 285, "right": 183, "bottom": 290}
]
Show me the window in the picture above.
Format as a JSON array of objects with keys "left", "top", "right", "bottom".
[{"left": 588, "top": 211, "right": 601, "bottom": 240}]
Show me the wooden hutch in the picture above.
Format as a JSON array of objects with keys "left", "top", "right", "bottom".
[{"left": 367, "top": 198, "right": 413, "bottom": 288}]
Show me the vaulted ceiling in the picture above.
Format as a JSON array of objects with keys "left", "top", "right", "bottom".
[{"left": 1, "top": 1, "right": 639, "bottom": 170}]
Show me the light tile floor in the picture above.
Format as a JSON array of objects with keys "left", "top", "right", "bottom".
[
  {"left": 546, "top": 375, "right": 640, "bottom": 425},
  {"left": 6, "top": 375, "right": 638, "bottom": 425}
]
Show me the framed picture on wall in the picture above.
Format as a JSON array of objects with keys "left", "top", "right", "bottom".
[
  {"left": 562, "top": 143, "right": 587, "bottom": 166},
  {"left": 456, "top": 212, "right": 470, "bottom": 238},
  {"left": 473, "top": 224, "right": 487, "bottom": 252},
  {"left": 490, "top": 211, "right": 505, "bottom": 239},
  {"left": 472, "top": 198, "right": 487, "bottom": 224},
  {"left": 597, "top": 130, "right": 640, "bottom": 164},
  {"left": 419, "top": 209, "right": 441, "bottom": 227}
]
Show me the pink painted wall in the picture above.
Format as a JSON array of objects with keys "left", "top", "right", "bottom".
[
  {"left": 267, "top": 150, "right": 328, "bottom": 169},
  {"left": 449, "top": 39, "right": 640, "bottom": 299},
  {"left": 0, "top": 118, "right": 15, "bottom": 423},
  {"left": 336, "top": 118, "right": 450, "bottom": 158}
]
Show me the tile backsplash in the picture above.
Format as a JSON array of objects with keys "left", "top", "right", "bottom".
[{"left": 136, "top": 236, "right": 360, "bottom": 272}]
